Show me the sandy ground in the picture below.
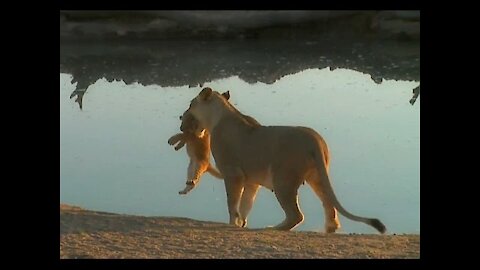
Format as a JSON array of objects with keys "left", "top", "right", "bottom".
[{"left": 60, "top": 204, "right": 419, "bottom": 259}]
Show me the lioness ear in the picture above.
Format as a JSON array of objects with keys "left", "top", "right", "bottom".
[
  {"left": 221, "top": 91, "right": 230, "bottom": 100},
  {"left": 199, "top": 87, "right": 213, "bottom": 101}
]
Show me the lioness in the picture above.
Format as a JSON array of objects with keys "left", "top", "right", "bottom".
[
  {"left": 184, "top": 87, "right": 386, "bottom": 234},
  {"left": 168, "top": 91, "right": 260, "bottom": 195}
]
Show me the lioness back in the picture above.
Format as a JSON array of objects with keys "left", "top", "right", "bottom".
[{"left": 212, "top": 124, "right": 324, "bottom": 168}]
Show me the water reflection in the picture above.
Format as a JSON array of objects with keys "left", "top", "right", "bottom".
[
  {"left": 60, "top": 68, "right": 419, "bottom": 234},
  {"left": 60, "top": 39, "right": 420, "bottom": 106}
]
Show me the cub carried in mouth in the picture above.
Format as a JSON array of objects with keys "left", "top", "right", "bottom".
[
  {"left": 168, "top": 91, "right": 260, "bottom": 195},
  {"left": 168, "top": 109, "right": 223, "bottom": 195}
]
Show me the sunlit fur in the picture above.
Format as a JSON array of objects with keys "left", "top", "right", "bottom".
[
  {"left": 168, "top": 110, "right": 223, "bottom": 195},
  {"left": 185, "top": 87, "right": 386, "bottom": 233},
  {"left": 168, "top": 91, "right": 259, "bottom": 196}
]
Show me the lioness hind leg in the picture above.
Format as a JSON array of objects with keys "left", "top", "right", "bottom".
[
  {"left": 239, "top": 184, "right": 260, "bottom": 228},
  {"left": 307, "top": 175, "right": 341, "bottom": 233},
  {"left": 323, "top": 207, "right": 340, "bottom": 233},
  {"left": 271, "top": 179, "right": 304, "bottom": 231}
]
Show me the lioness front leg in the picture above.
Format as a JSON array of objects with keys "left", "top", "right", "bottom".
[
  {"left": 239, "top": 184, "right": 260, "bottom": 228},
  {"left": 224, "top": 176, "right": 245, "bottom": 227}
]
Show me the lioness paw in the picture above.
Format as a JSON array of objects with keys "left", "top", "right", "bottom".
[{"left": 241, "top": 219, "right": 247, "bottom": 228}]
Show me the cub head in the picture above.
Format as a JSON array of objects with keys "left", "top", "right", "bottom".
[{"left": 179, "top": 110, "right": 205, "bottom": 137}]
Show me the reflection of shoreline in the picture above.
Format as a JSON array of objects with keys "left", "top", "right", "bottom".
[
  {"left": 69, "top": 89, "right": 85, "bottom": 110},
  {"left": 60, "top": 39, "right": 420, "bottom": 109}
]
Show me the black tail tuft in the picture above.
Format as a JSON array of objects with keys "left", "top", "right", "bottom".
[{"left": 370, "top": 218, "right": 387, "bottom": 234}]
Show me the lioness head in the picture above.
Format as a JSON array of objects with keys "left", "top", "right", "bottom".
[{"left": 186, "top": 87, "right": 231, "bottom": 129}]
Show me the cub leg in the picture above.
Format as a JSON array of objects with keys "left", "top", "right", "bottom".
[
  {"left": 167, "top": 133, "right": 186, "bottom": 151},
  {"left": 179, "top": 160, "right": 208, "bottom": 195},
  {"left": 179, "top": 160, "right": 196, "bottom": 195},
  {"left": 168, "top": 133, "right": 184, "bottom": 145}
]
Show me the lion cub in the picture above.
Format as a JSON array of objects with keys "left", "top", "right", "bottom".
[
  {"left": 168, "top": 91, "right": 260, "bottom": 195},
  {"left": 168, "top": 110, "right": 222, "bottom": 195}
]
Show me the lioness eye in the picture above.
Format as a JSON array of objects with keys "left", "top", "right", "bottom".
[{"left": 179, "top": 116, "right": 182, "bottom": 120}]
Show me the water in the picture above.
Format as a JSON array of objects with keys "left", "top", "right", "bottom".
[{"left": 60, "top": 68, "right": 419, "bottom": 234}]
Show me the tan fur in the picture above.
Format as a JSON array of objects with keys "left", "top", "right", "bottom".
[
  {"left": 184, "top": 87, "right": 386, "bottom": 233},
  {"left": 168, "top": 110, "right": 222, "bottom": 195},
  {"left": 168, "top": 91, "right": 260, "bottom": 196}
]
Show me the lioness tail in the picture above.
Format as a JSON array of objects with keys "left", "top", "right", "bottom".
[{"left": 313, "top": 151, "right": 387, "bottom": 234}]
